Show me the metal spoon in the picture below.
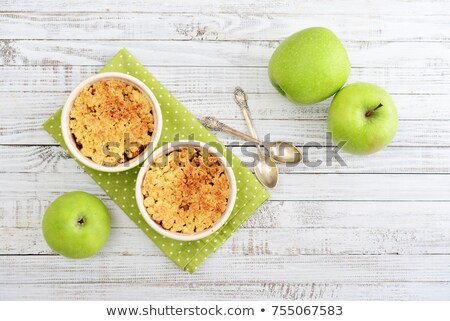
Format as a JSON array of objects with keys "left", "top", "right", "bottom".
[
  {"left": 232, "top": 87, "right": 279, "bottom": 188},
  {"left": 202, "top": 116, "right": 301, "bottom": 164},
  {"left": 234, "top": 87, "right": 302, "bottom": 164},
  {"left": 202, "top": 116, "right": 279, "bottom": 188}
]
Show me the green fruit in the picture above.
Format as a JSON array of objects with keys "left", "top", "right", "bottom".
[
  {"left": 268, "top": 27, "right": 351, "bottom": 105},
  {"left": 328, "top": 82, "right": 398, "bottom": 155},
  {"left": 42, "top": 191, "right": 110, "bottom": 259}
]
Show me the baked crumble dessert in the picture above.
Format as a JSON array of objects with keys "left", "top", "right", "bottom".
[
  {"left": 141, "top": 147, "right": 230, "bottom": 234},
  {"left": 69, "top": 79, "right": 154, "bottom": 166}
]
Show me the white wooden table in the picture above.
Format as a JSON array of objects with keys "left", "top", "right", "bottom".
[{"left": 1, "top": 0, "right": 450, "bottom": 300}]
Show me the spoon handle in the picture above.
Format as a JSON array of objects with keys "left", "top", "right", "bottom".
[
  {"left": 234, "top": 87, "right": 259, "bottom": 140},
  {"left": 202, "top": 116, "right": 262, "bottom": 145}
]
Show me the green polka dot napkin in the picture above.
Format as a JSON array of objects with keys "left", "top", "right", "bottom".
[{"left": 43, "top": 48, "right": 270, "bottom": 273}]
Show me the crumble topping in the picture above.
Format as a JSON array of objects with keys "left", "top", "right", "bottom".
[
  {"left": 69, "top": 79, "right": 154, "bottom": 166},
  {"left": 141, "top": 147, "right": 230, "bottom": 234}
]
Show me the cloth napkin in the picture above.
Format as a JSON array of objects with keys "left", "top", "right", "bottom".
[{"left": 43, "top": 48, "right": 270, "bottom": 273}]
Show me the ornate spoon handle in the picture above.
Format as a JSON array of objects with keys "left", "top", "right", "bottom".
[
  {"left": 202, "top": 116, "right": 261, "bottom": 145},
  {"left": 234, "top": 87, "right": 259, "bottom": 140}
]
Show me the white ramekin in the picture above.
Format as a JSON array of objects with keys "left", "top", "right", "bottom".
[
  {"left": 135, "top": 140, "right": 237, "bottom": 241},
  {"left": 61, "top": 72, "right": 162, "bottom": 172}
]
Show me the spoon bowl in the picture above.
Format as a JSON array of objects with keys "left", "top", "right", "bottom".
[
  {"left": 269, "top": 141, "right": 302, "bottom": 164},
  {"left": 254, "top": 148, "right": 279, "bottom": 189}
]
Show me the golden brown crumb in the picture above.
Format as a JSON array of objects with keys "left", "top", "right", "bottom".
[
  {"left": 69, "top": 79, "right": 154, "bottom": 166},
  {"left": 141, "top": 147, "right": 230, "bottom": 234}
]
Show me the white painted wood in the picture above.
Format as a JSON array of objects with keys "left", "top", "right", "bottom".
[
  {"left": 2, "top": 92, "right": 450, "bottom": 147},
  {"left": 2, "top": 199, "right": 450, "bottom": 230},
  {"left": 3, "top": 226, "right": 450, "bottom": 255},
  {"left": 2, "top": 40, "right": 449, "bottom": 68},
  {"left": 1, "top": 118, "right": 450, "bottom": 146},
  {"left": 1, "top": 255, "right": 450, "bottom": 283},
  {"left": 3, "top": 145, "right": 450, "bottom": 174},
  {"left": 1, "top": 0, "right": 450, "bottom": 300},
  {"left": 1, "top": 282, "right": 449, "bottom": 300},
  {"left": 0, "top": 14, "right": 448, "bottom": 42},
  {"left": 1, "top": 172, "right": 450, "bottom": 201},
  {"left": 2, "top": 0, "right": 449, "bottom": 15},
  {"left": 1, "top": 92, "right": 449, "bottom": 121},
  {"left": 1, "top": 66, "right": 448, "bottom": 95}
]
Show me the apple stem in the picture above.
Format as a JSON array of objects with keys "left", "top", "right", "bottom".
[
  {"left": 77, "top": 217, "right": 85, "bottom": 226},
  {"left": 365, "top": 103, "right": 383, "bottom": 117}
]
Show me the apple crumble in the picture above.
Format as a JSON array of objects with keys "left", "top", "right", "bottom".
[
  {"left": 69, "top": 79, "right": 154, "bottom": 166},
  {"left": 141, "top": 147, "right": 230, "bottom": 234}
]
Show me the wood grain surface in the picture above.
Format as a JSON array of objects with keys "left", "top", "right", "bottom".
[{"left": 1, "top": 0, "right": 450, "bottom": 300}]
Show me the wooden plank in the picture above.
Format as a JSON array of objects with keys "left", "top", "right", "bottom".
[
  {"left": 1, "top": 172, "right": 450, "bottom": 201},
  {"left": 3, "top": 199, "right": 449, "bottom": 230},
  {"left": 0, "top": 66, "right": 448, "bottom": 95},
  {"left": 2, "top": 225, "right": 450, "bottom": 256},
  {"left": 3, "top": 198, "right": 450, "bottom": 230},
  {"left": 2, "top": 92, "right": 450, "bottom": 145},
  {"left": 1, "top": 0, "right": 449, "bottom": 15},
  {"left": 2, "top": 145, "right": 450, "bottom": 175},
  {"left": 1, "top": 255, "right": 449, "bottom": 283},
  {"left": 3, "top": 40, "right": 450, "bottom": 69},
  {"left": 1, "top": 117, "right": 450, "bottom": 147},
  {"left": 0, "top": 14, "right": 449, "bottom": 42},
  {"left": 2, "top": 91, "right": 449, "bottom": 144},
  {"left": 214, "top": 119, "right": 450, "bottom": 147},
  {"left": 275, "top": 173, "right": 450, "bottom": 201},
  {"left": 1, "top": 281, "right": 449, "bottom": 300},
  {"left": 1, "top": 92, "right": 449, "bottom": 121}
]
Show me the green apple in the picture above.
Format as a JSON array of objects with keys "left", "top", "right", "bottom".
[
  {"left": 268, "top": 27, "right": 350, "bottom": 105},
  {"left": 328, "top": 82, "right": 398, "bottom": 155},
  {"left": 42, "top": 191, "right": 110, "bottom": 259}
]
